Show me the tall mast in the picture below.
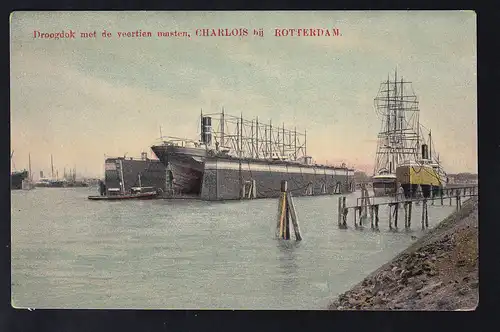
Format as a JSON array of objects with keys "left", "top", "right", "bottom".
[
  {"left": 255, "top": 116, "right": 259, "bottom": 159},
  {"left": 220, "top": 107, "right": 225, "bottom": 147},
  {"left": 282, "top": 123, "right": 285, "bottom": 158},
  {"left": 240, "top": 113, "right": 244, "bottom": 157},
  {"left": 386, "top": 75, "right": 391, "bottom": 172},
  {"left": 200, "top": 109, "right": 203, "bottom": 143},
  {"left": 294, "top": 127, "right": 297, "bottom": 160},
  {"left": 51, "top": 154, "right": 54, "bottom": 179},
  {"left": 251, "top": 119, "right": 254, "bottom": 158},
  {"left": 28, "top": 153, "right": 32, "bottom": 181},
  {"left": 236, "top": 117, "right": 240, "bottom": 157},
  {"left": 304, "top": 129, "right": 307, "bottom": 157},
  {"left": 269, "top": 119, "right": 272, "bottom": 157}
]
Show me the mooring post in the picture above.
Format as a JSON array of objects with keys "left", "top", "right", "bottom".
[
  {"left": 404, "top": 201, "right": 408, "bottom": 228},
  {"left": 374, "top": 205, "right": 379, "bottom": 229},
  {"left": 431, "top": 188, "right": 434, "bottom": 205},
  {"left": 455, "top": 193, "right": 460, "bottom": 212},
  {"left": 277, "top": 180, "right": 289, "bottom": 239},
  {"left": 440, "top": 189, "right": 444, "bottom": 205},
  {"left": 394, "top": 202, "right": 399, "bottom": 229},
  {"left": 342, "top": 196, "right": 347, "bottom": 228},
  {"left": 354, "top": 206, "right": 358, "bottom": 228},
  {"left": 287, "top": 192, "right": 302, "bottom": 241},
  {"left": 408, "top": 201, "right": 413, "bottom": 228},
  {"left": 421, "top": 199, "right": 426, "bottom": 230},
  {"left": 449, "top": 190, "right": 452, "bottom": 206},
  {"left": 388, "top": 204, "right": 393, "bottom": 230},
  {"left": 337, "top": 196, "right": 342, "bottom": 227},
  {"left": 284, "top": 194, "right": 291, "bottom": 240},
  {"left": 370, "top": 205, "right": 374, "bottom": 229},
  {"left": 424, "top": 199, "right": 429, "bottom": 228}
]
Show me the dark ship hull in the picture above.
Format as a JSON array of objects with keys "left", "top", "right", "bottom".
[
  {"left": 11, "top": 170, "right": 28, "bottom": 190},
  {"left": 151, "top": 144, "right": 355, "bottom": 200},
  {"left": 104, "top": 157, "right": 167, "bottom": 195}
]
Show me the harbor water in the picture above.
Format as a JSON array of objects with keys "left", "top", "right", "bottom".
[{"left": 11, "top": 187, "right": 457, "bottom": 309}]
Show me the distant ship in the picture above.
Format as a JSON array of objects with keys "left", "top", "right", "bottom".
[
  {"left": 10, "top": 150, "right": 31, "bottom": 190},
  {"left": 151, "top": 110, "right": 355, "bottom": 200},
  {"left": 372, "top": 70, "right": 447, "bottom": 198}
]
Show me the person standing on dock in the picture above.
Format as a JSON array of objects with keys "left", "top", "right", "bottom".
[
  {"left": 398, "top": 185, "right": 405, "bottom": 201},
  {"left": 99, "top": 180, "right": 105, "bottom": 196}
]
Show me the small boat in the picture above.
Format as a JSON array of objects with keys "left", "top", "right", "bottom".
[{"left": 88, "top": 191, "right": 158, "bottom": 201}]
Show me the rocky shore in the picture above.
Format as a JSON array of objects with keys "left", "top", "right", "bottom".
[{"left": 329, "top": 197, "right": 478, "bottom": 311}]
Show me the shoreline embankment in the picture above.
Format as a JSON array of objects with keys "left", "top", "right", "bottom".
[{"left": 328, "top": 197, "right": 478, "bottom": 311}]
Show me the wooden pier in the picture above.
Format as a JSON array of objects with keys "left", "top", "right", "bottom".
[{"left": 338, "top": 185, "right": 477, "bottom": 231}]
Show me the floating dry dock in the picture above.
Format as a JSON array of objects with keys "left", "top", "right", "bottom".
[{"left": 151, "top": 110, "right": 356, "bottom": 200}]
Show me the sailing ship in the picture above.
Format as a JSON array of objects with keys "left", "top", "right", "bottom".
[{"left": 372, "top": 70, "right": 447, "bottom": 198}]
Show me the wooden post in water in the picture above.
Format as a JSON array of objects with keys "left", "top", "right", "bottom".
[
  {"left": 421, "top": 199, "right": 427, "bottom": 230},
  {"left": 388, "top": 204, "right": 393, "bottom": 230},
  {"left": 276, "top": 180, "right": 302, "bottom": 241},
  {"left": 342, "top": 196, "right": 348, "bottom": 229},
  {"left": 277, "top": 180, "right": 289, "bottom": 240},
  {"left": 408, "top": 201, "right": 413, "bottom": 228},
  {"left": 424, "top": 199, "right": 429, "bottom": 228},
  {"left": 370, "top": 205, "right": 374, "bottom": 229},
  {"left": 431, "top": 187, "right": 434, "bottom": 205},
  {"left": 404, "top": 201, "right": 408, "bottom": 229},
  {"left": 374, "top": 205, "right": 379, "bottom": 229},
  {"left": 449, "top": 190, "right": 453, "bottom": 206},
  {"left": 287, "top": 192, "right": 302, "bottom": 241},
  {"left": 440, "top": 189, "right": 444, "bottom": 205},
  {"left": 394, "top": 202, "right": 399, "bottom": 229},
  {"left": 354, "top": 206, "right": 358, "bottom": 228},
  {"left": 337, "top": 196, "right": 342, "bottom": 227}
]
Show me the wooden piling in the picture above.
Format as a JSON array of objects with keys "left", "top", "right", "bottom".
[
  {"left": 421, "top": 199, "right": 426, "bottom": 230},
  {"left": 408, "top": 201, "right": 412, "bottom": 228},
  {"left": 287, "top": 192, "right": 302, "bottom": 241},
  {"left": 354, "top": 206, "right": 358, "bottom": 228},
  {"left": 370, "top": 205, "right": 374, "bottom": 229},
  {"left": 276, "top": 180, "right": 302, "bottom": 240},
  {"left": 284, "top": 196, "right": 290, "bottom": 240},
  {"left": 456, "top": 193, "right": 460, "bottom": 212},
  {"left": 424, "top": 199, "right": 429, "bottom": 228},
  {"left": 440, "top": 189, "right": 444, "bottom": 205},
  {"left": 337, "top": 196, "right": 342, "bottom": 227},
  {"left": 342, "top": 196, "right": 348, "bottom": 228},
  {"left": 394, "top": 202, "right": 399, "bottom": 229},
  {"left": 404, "top": 201, "right": 408, "bottom": 229},
  {"left": 388, "top": 204, "right": 393, "bottom": 230},
  {"left": 374, "top": 205, "right": 379, "bottom": 229}
]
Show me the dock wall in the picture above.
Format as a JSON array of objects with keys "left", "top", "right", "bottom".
[{"left": 200, "top": 158, "right": 354, "bottom": 200}]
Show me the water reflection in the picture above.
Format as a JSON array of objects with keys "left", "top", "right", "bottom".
[{"left": 276, "top": 240, "right": 301, "bottom": 293}]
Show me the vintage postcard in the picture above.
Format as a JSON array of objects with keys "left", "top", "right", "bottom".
[{"left": 10, "top": 11, "right": 477, "bottom": 310}]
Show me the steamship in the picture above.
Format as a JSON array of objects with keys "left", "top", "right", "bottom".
[
  {"left": 372, "top": 70, "right": 447, "bottom": 198},
  {"left": 151, "top": 110, "right": 355, "bottom": 200}
]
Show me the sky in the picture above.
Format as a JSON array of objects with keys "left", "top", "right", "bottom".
[{"left": 10, "top": 11, "right": 477, "bottom": 179}]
